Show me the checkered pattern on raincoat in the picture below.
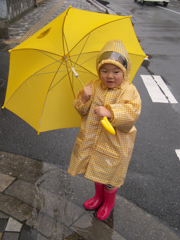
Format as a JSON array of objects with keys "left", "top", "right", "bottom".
[{"left": 68, "top": 40, "right": 141, "bottom": 188}]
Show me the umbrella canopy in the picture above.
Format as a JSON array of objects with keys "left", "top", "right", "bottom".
[{"left": 3, "top": 6, "right": 146, "bottom": 133}]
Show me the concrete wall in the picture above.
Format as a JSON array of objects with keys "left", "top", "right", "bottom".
[
  {"left": 6, "top": 0, "right": 36, "bottom": 21},
  {"left": 0, "top": 0, "right": 38, "bottom": 38},
  {"left": 0, "top": 0, "right": 8, "bottom": 20},
  {"left": 0, "top": 0, "right": 8, "bottom": 38}
]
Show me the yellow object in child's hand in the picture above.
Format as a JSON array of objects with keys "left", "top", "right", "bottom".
[{"left": 101, "top": 117, "right": 115, "bottom": 135}]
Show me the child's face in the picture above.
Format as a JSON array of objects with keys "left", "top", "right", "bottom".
[{"left": 99, "top": 63, "right": 124, "bottom": 89}]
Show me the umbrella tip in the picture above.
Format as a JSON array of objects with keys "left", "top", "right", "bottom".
[
  {"left": 1, "top": 105, "right": 5, "bottom": 109},
  {"left": 37, "top": 132, "right": 40, "bottom": 135}
]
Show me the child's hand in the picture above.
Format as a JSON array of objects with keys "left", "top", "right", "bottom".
[
  {"left": 81, "top": 85, "right": 92, "bottom": 104},
  {"left": 94, "top": 106, "right": 112, "bottom": 119}
]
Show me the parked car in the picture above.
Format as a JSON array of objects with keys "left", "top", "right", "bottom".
[{"left": 134, "top": 0, "right": 169, "bottom": 6}]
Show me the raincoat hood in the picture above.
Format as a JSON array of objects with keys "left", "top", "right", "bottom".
[{"left": 96, "top": 39, "right": 131, "bottom": 85}]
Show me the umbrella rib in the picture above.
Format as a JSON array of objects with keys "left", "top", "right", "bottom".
[
  {"left": 12, "top": 48, "right": 66, "bottom": 65},
  {"left": 62, "top": 7, "right": 73, "bottom": 68},
  {"left": 69, "top": 59, "right": 98, "bottom": 77},
  {"left": 65, "top": 60, "right": 76, "bottom": 98},
  {"left": 69, "top": 16, "right": 131, "bottom": 55},
  {"left": 63, "top": 32, "right": 73, "bottom": 68},
  {"left": 66, "top": 56, "right": 98, "bottom": 77},
  {"left": 63, "top": 33, "right": 77, "bottom": 98},
  {"left": 34, "top": 69, "right": 69, "bottom": 76},
  {"left": 48, "top": 71, "right": 69, "bottom": 91},
  {"left": 36, "top": 50, "right": 79, "bottom": 95},
  {"left": 39, "top": 58, "right": 75, "bottom": 97},
  {"left": 74, "top": 33, "right": 91, "bottom": 68},
  {"left": 3, "top": 59, "right": 66, "bottom": 107},
  {"left": 39, "top": 50, "right": 71, "bottom": 69},
  {"left": 73, "top": 69, "right": 96, "bottom": 75},
  {"left": 38, "top": 62, "right": 64, "bottom": 132},
  {"left": 74, "top": 52, "right": 98, "bottom": 70},
  {"left": 61, "top": 17, "right": 77, "bottom": 99}
]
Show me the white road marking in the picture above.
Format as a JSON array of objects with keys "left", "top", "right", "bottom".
[
  {"left": 141, "top": 75, "right": 168, "bottom": 103},
  {"left": 157, "top": 6, "right": 180, "bottom": 15},
  {"left": 153, "top": 75, "right": 178, "bottom": 104},
  {"left": 175, "top": 149, "right": 180, "bottom": 161},
  {"left": 141, "top": 75, "right": 178, "bottom": 103}
]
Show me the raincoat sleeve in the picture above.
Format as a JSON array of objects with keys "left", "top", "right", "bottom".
[
  {"left": 106, "top": 85, "right": 141, "bottom": 133},
  {"left": 73, "top": 81, "right": 93, "bottom": 117}
]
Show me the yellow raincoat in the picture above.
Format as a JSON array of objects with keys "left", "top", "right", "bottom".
[{"left": 68, "top": 40, "right": 141, "bottom": 188}]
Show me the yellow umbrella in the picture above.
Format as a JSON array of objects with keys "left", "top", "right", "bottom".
[{"left": 2, "top": 6, "right": 146, "bottom": 134}]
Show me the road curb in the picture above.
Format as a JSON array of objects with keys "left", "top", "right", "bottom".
[
  {"left": 88, "top": 0, "right": 117, "bottom": 14},
  {"left": 0, "top": 151, "right": 180, "bottom": 240}
]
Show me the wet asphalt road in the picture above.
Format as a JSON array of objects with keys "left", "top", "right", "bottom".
[
  {"left": 0, "top": 0, "right": 180, "bottom": 235},
  {"left": 102, "top": 0, "right": 180, "bottom": 232}
]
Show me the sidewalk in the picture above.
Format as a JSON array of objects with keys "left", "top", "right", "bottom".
[
  {"left": 0, "top": 0, "right": 180, "bottom": 239},
  {"left": 1, "top": 150, "right": 180, "bottom": 240},
  {"left": 2, "top": 0, "right": 103, "bottom": 47}
]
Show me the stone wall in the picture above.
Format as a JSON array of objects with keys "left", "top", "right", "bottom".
[
  {"left": 0, "top": 0, "right": 39, "bottom": 38},
  {"left": 6, "top": 0, "right": 36, "bottom": 21},
  {"left": 0, "top": 0, "right": 9, "bottom": 38},
  {"left": 0, "top": 0, "right": 8, "bottom": 20}
]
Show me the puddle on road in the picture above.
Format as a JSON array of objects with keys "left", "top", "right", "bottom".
[
  {"left": 28, "top": 162, "right": 116, "bottom": 239},
  {"left": 0, "top": 153, "right": 117, "bottom": 239},
  {"left": 28, "top": 164, "right": 78, "bottom": 239}
]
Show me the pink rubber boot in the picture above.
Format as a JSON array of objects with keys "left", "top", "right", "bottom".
[
  {"left": 96, "top": 186, "right": 118, "bottom": 220},
  {"left": 83, "top": 182, "right": 104, "bottom": 210}
]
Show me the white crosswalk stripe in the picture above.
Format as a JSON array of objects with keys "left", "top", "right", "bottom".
[
  {"left": 153, "top": 75, "right": 178, "bottom": 104},
  {"left": 141, "top": 75, "right": 178, "bottom": 103},
  {"left": 175, "top": 150, "right": 180, "bottom": 161}
]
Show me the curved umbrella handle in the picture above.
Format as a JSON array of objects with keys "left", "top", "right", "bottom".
[
  {"left": 101, "top": 117, "right": 115, "bottom": 135},
  {"left": 71, "top": 69, "right": 115, "bottom": 135}
]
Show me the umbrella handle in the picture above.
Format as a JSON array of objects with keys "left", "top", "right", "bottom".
[
  {"left": 71, "top": 67, "right": 115, "bottom": 135},
  {"left": 101, "top": 117, "right": 115, "bottom": 135}
]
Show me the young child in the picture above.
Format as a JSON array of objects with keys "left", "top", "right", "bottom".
[{"left": 68, "top": 39, "right": 141, "bottom": 220}]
